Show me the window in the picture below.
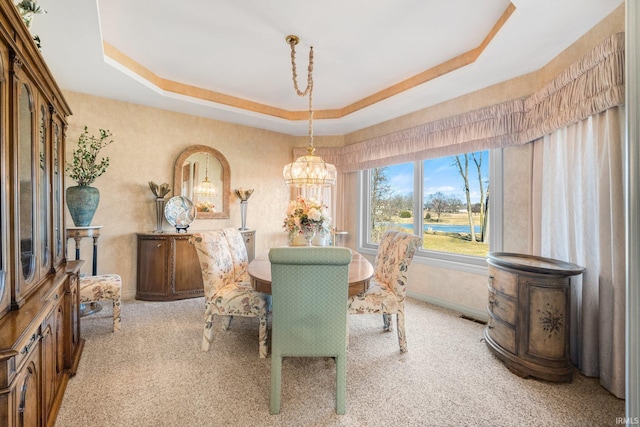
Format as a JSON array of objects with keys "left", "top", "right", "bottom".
[
  {"left": 422, "top": 152, "right": 489, "bottom": 257},
  {"left": 368, "top": 162, "right": 415, "bottom": 243},
  {"left": 359, "top": 149, "right": 501, "bottom": 269}
]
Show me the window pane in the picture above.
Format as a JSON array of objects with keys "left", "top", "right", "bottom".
[
  {"left": 423, "top": 151, "right": 489, "bottom": 257},
  {"left": 369, "top": 162, "right": 414, "bottom": 243}
]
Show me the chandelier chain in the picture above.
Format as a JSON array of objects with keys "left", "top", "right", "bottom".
[
  {"left": 289, "top": 39, "right": 314, "bottom": 148},
  {"left": 282, "top": 35, "right": 336, "bottom": 187},
  {"left": 289, "top": 39, "right": 313, "bottom": 97}
]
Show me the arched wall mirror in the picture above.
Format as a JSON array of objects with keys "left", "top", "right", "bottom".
[{"left": 173, "top": 145, "right": 230, "bottom": 219}]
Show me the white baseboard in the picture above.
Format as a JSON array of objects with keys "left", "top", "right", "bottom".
[
  {"left": 122, "top": 290, "right": 137, "bottom": 300},
  {"left": 406, "top": 291, "right": 489, "bottom": 323}
]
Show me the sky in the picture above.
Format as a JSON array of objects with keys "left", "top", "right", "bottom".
[{"left": 385, "top": 151, "right": 489, "bottom": 204}]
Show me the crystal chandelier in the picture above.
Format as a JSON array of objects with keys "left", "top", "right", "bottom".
[
  {"left": 282, "top": 35, "right": 337, "bottom": 188},
  {"left": 195, "top": 154, "right": 216, "bottom": 196}
]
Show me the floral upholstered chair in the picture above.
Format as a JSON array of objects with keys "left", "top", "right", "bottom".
[
  {"left": 79, "top": 274, "right": 122, "bottom": 332},
  {"left": 347, "top": 230, "right": 421, "bottom": 353},
  {"left": 222, "top": 228, "right": 251, "bottom": 283},
  {"left": 191, "top": 230, "right": 269, "bottom": 358}
]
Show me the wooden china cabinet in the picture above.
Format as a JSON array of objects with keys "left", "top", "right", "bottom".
[{"left": 0, "top": 1, "right": 83, "bottom": 426}]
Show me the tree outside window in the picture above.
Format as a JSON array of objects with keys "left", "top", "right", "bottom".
[
  {"left": 369, "top": 163, "right": 413, "bottom": 242},
  {"left": 366, "top": 150, "right": 489, "bottom": 258}
]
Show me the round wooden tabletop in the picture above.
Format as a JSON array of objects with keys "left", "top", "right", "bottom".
[{"left": 248, "top": 248, "right": 374, "bottom": 297}]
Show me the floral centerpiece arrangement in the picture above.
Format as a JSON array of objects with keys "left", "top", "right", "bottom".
[
  {"left": 283, "top": 196, "right": 331, "bottom": 244},
  {"left": 196, "top": 201, "right": 215, "bottom": 212}
]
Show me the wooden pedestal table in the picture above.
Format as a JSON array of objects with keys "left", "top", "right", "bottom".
[{"left": 66, "top": 225, "right": 103, "bottom": 315}]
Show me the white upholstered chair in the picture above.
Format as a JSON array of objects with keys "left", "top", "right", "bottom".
[
  {"left": 347, "top": 230, "right": 421, "bottom": 352},
  {"left": 79, "top": 274, "right": 122, "bottom": 332},
  {"left": 191, "top": 229, "right": 269, "bottom": 358}
]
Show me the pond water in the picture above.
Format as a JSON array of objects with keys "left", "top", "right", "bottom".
[{"left": 390, "top": 223, "right": 481, "bottom": 234}]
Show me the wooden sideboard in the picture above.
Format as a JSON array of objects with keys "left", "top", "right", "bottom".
[
  {"left": 484, "top": 252, "right": 584, "bottom": 382},
  {"left": 136, "top": 229, "right": 255, "bottom": 301}
]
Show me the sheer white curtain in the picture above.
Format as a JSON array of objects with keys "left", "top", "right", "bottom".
[{"left": 532, "top": 106, "right": 625, "bottom": 398}]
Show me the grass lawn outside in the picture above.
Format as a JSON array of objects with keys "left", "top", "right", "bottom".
[{"left": 380, "top": 212, "right": 489, "bottom": 257}]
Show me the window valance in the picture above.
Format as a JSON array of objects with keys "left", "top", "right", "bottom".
[
  {"left": 520, "top": 32, "right": 624, "bottom": 142},
  {"left": 293, "top": 32, "right": 624, "bottom": 173}
]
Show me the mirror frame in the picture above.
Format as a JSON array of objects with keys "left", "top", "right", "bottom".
[{"left": 173, "top": 145, "right": 230, "bottom": 219}]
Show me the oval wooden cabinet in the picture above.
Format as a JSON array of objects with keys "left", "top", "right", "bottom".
[{"left": 484, "top": 252, "right": 584, "bottom": 382}]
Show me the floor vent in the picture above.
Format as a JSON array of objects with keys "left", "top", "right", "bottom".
[{"left": 459, "top": 314, "right": 487, "bottom": 325}]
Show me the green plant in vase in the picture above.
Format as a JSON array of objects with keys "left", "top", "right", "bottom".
[
  {"left": 14, "top": 0, "right": 46, "bottom": 29},
  {"left": 65, "top": 126, "right": 114, "bottom": 226},
  {"left": 14, "top": 0, "right": 47, "bottom": 48}
]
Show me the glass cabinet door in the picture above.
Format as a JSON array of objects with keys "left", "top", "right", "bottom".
[
  {"left": 0, "top": 50, "right": 7, "bottom": 316},
  {"left": 13, "top": 71, "right": 69, "bottom": 304},
  {"left": 52, "top": 121, "right": 64, "bottom": 267},
  {"left": 38, "top": 104, "right": 51, "bottom": 277},
  {"left": 18, "top": 82, "right": 35, "bottom": 291}
]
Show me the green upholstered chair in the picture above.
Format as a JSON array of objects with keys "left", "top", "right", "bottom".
[
  {"left": 191, "top": 230, "right": 269, "bottom": 358},
  {"left": 269, "top": 247, "right": 352, "bottom": 415},
  {"left": 347, "top": 231, "right": 421, "bottom": 353}
]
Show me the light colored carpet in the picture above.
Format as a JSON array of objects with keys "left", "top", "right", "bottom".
[{"left": 55, "top": 297, "right": 624, "bottom": 427}]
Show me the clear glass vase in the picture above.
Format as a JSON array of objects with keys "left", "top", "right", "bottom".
[
  {"left": 240, "top": 200, "right": 248, "bottom": 230},
  {"left": 302, "top": 228, "right": 317, "bottom": 246},
  {"left": 155, "top": 197, "right": 166, "bottom": 232}
]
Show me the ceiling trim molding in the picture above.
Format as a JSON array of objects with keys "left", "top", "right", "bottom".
[
  {"left": 337, "top": 3, "right": 516, "bottom": 118},
  {"left": 102, "top": 42, "right": 297, "bottom": 120},
  {"left": 102, "top": 3, "right": 515, "bottom": 122}
]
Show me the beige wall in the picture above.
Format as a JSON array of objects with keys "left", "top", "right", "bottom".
[
  {"left": 64, "top": 5, "right": 623, "bottom": 314},
  {"left": 63, "top": 91, "right": 319, "bottom": 298}
]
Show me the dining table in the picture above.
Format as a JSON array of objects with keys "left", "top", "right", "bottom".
[{"left": 247, "top": 248, "right": 374, "bottom": 297}]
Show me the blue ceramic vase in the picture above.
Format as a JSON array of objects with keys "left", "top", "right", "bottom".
[{"left": 66, "top": 185, "right": 100, "bottom": 226}]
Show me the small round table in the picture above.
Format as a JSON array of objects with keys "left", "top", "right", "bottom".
[{"left": 66, "top": 225, "right": 103, "bottom": 316}]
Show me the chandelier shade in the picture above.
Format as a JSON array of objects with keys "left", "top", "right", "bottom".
[
  {"left": 195, "top": 176, "right": 216, "bottom": 196},
  {"left": 282, "top": 35, "right": 336, "bottom": 188},
  {"left": 283, "top": 147, "right": 337, "bottom": 187},
  {"left": 195, "top": 154, "right": 216, "bottom": 196}
]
